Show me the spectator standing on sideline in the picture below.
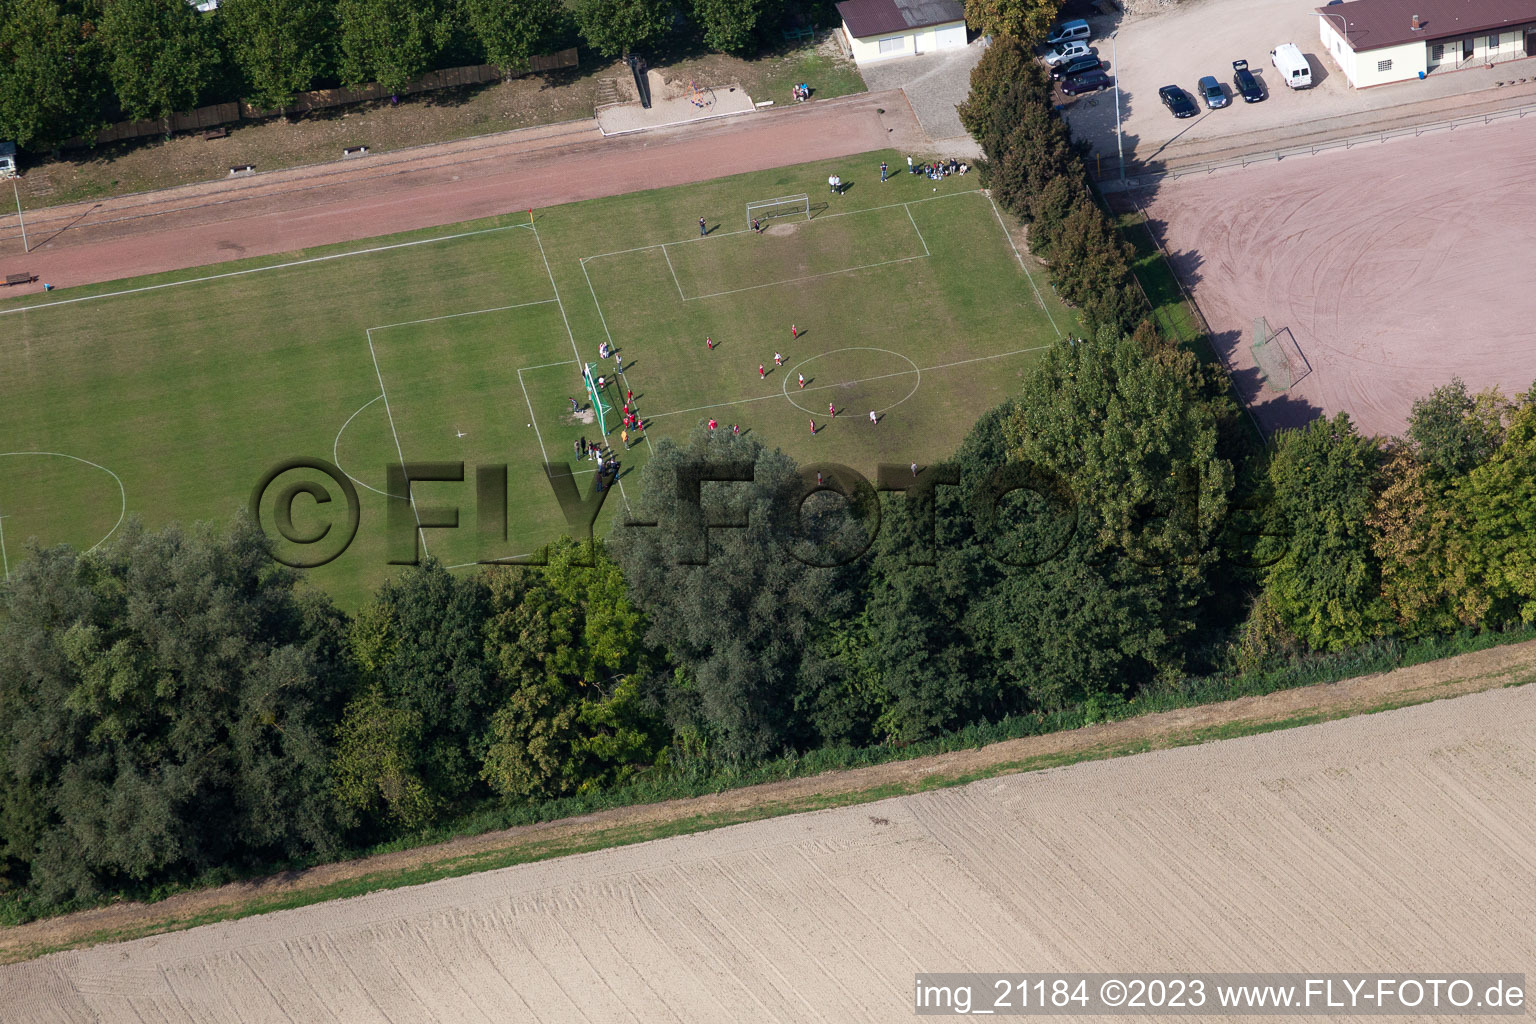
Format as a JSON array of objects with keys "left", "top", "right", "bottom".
[
  {"left": 880, "top": 161, "right": 888, "bottom": 182},
  {"left": 828, "top": 174, "right": 836, "bottom": 195},
  {"left": 699, "top": 217, "right": 707, "bottom": 236},
  {"left": 907, "top": 155, "right": 914, "bottom": 174}
]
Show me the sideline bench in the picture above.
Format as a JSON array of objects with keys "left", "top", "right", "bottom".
[
  {"left": 782, "top": 26, "right": 814, "bottom": 42},
  {"left": 202, "top": 127, "right": 228, "bottom": 140},
  {"left": 4, "top": 272, "right": 36, "bottom": 286}
]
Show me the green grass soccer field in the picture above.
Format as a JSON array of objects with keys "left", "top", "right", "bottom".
[{"left": 0, "top": 152, "right": 1076, "bottom": 608}]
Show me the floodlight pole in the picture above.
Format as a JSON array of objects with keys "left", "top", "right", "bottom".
[
  {"left": 1313, "top": 10, "right": 1349, "bottom": 44},
  {"left": 1112, "top": 32, "right": 1125, "bottom": 181},
  {"left": 12, "top": 178, "right": 27, "bottom": 254}
]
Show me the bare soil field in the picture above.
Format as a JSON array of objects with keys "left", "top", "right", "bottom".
[
  {"left": 2, "top": 641, "right": 1534, "bottom": 1019},
  {"left": 1140, "top": 116, "right": 1536, "bottom": 436}
]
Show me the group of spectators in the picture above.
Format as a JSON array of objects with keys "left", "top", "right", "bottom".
[
  {"left": 913, "top": 157, "right": 967, "bottom": 179},
  {"left": 792, "top": 83, "right": 812, "bottom": 102}
]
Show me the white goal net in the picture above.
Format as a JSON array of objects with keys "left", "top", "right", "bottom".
[{"left": 746, "top": 194, "right": 810, "bottom": 231}]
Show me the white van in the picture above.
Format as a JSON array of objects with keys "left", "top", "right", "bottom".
[
  {"left": 1046, "top": 19, "right": 1091, "bottom": 45},
  {"left": 1270, "top": 43, "right": 1313, "bottom": 88}
]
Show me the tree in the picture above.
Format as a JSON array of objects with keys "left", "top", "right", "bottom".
[
  {"left": 217, "top": 0, "right": 334, "bottom": 110},
  {"left": 1369, "top": 449, "right": 1478, "bottom": 635},
  {"left": 956, "top": 35, "right": 1050, "bottom": 161},
  {"left": 329, "top": 560, "right": 493, "bottom": 828},
  {"left": 461, "top": 0, "right": 562, "bottom": 73},
  {"left": 611, "top": 426, "right": 860, "bottom": 759},
  {"left": 572, "top": 0, "right": 670, "bottom": 58},
  {"left": 1002, "top": 332, "right": 1233, "bottom": 688},
  {"left": 97, "top": 0, "right": 219, "bottom": 121},
  {"left": 692, "top": 0, "right": 776, "bottom": 54},
  {"left": 1262, "top": 413, "right": 1391, "bottom": 650},
  {"left": 1406, "top": 377, "right": 1507, "bottom": 480},
  {"left": 1446, "top": 401, "right": 1536, "bottom": 626},
  {"left": 0, "top": 0, "right": 109, "bottom": 149},
  {"left": 962, "top": 0, "right": 1062, "bottom": 47},
  {"left": 336, "top": 0, "right": 450, "bottom": 92},
  {"left": 988, "top": 104, "right": 1077, "bottom": 217},
  {"left": 479, "top": 539, "right": 666, "bottom": 800},
  {"left": 0, "top": 517, "right": 350, "bottom": 909}
]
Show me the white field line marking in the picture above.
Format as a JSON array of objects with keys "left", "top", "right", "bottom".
[
  {"left": 337, "top": 300, "right": 563, "bottom": 498},
  {"left": 580, "top": 189, "right": 983, "bottom": 264},
  {"left": 580, "top": 257, "right": 658, "bottom": 458},
  {"left": 904, "top": 203, "right": 930, "bottom": 258},
  {"left": 365, "top": 327, "right": 427, "bottom": 557},
  {"left": 332, "top": 394, "right": 408, "bottom": 499},
  {"left": 660, "top": 244, "right": 685, "bottom": 302},
  {"left": 987, "top": 194, "right": 1060, "bottom": 338},
  {"left": 0, "top": 451, "right": 127, "bottom": 555},
  {"left": 687, "top": 254, "right": 928, "bottom": 303},
  {"left": 0, "top": 513, "right": 8, "bottom": 579},
  {"left": 517, "top": 367, "right": 550, "bottom": 464},
  {"left": 645, "top": 345, "right": 1051, "bottom": 420},
  {"left": 531, "top": 222, "right": 634, "bottom": 511},
  {"left": 521, "top": 357, "right": 578, "bottom": 372},
  {"left": 1, "top": 223, "right": 532, "bottom": 317},
  {"left": 368, "top": 297, "right": 557, "bottom": 333}
]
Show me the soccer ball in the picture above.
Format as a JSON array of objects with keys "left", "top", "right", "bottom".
[{"left": 526, "top": 423, "right": 531, "bottom": 427}]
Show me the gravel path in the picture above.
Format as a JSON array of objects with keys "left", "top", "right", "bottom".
[{"left": 0, "top": 91, "right": 925, "bottom": 293}]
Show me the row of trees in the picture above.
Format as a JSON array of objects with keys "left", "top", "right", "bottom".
[
  {"left": 1256, "top": 380, "right": 1536, "bottom": 655},
  {"left": 0, "top": 0, "right": 792, "bottom": 151}
]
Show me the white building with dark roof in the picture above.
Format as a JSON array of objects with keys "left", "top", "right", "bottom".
[
  {"left": 835, "top": 0, "right": 968, "bottom": 64},
  {"left": 1318, "top": 0, "right": 1536, "bottom": 86}
]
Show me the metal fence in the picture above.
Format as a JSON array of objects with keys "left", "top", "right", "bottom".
[
  {"left": 1135, "top": 98, "right": 1536, "bottom": 183},
  {"left": 65, "top": 50, "right": 581, "bottom": 149}
]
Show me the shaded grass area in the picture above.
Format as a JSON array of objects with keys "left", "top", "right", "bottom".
[{"left": 5, "top": 622, "right": 1531, "bottom": 960}]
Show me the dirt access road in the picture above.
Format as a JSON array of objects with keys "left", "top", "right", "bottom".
[
  {"left": 6, "top": 652, "right": 1535, "bottom": 1020},
  {"left": 3, "top": 638, "right": 1533, "bottom": 966},
  {"left": 0, "top": 90, "right": 924, "bottom": 293}
]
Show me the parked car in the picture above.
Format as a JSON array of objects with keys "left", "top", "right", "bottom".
[
  {"left": 1159, "top": 84, "right": 1198, "bottom": 117},
  {"left": 1198, "top": 75, "right": 1229, "bottom": 108},
  {"left": 1061, "top": 69, "right": 1112, "bottom": 95},
  {"left": 1051, "top": 54, "right": 1103, "bottom": 80},
  {"left": 1232, "top": 59, "right": 1264, "bottom": 101},
  {"left": 1045, "top": 18, "right": 1091, "bottom": 44},
  {"left": 1270, "top": 43, "right": 1314, "bottom": 88},
  {"left": 1044, "top": 41, "right": 1093, "bottom": 66}
]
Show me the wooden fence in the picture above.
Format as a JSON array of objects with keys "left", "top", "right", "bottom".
[{"left": 67, "top": 49, "right": 581, "bottom": 149}]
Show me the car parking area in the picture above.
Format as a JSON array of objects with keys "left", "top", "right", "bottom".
[{"left": 1058, "top": 0, "right": 1536, "bottom": 173}]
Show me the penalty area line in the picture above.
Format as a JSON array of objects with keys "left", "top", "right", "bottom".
[{"left": 644, "top": 345, "right": 1052, "bottom": 421}]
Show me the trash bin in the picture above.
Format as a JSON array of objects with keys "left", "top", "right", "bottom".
[{"left": 1418, "top": 70, "right": 1426, "bottom": 79}]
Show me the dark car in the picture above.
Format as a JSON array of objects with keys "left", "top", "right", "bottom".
[
  {"left": 1198, "top": 75, "right": 1229, "bottom": 108},
  {"left": 1232, "top": 59, "right": 1265, "bottom": 101},
  {"left": 1051, "top": 55, "right": 1103, "bottom": 80},
  {"left": 1060, "top": 69, "right": 1112, "bottom": 95},
  {"left": 1159, "top": 84, "right": 1198, "bottom": 118}
]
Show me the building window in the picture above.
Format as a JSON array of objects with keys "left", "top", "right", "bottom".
[
  {"left": 1431, "top": 43, "right": 1444, "bottom": 61},
  {"left": 878, "top": 36, "right": 904, "bottom": 53},
  {"left": 1377, "top": 58, "right": 1393, "bottom": 71},
  {"left": 1488, "top": 34, "right": 1499, "bottom": 51}
]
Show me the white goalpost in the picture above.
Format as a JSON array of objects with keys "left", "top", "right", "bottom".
[{"left": 746, "top": 193, "right": 810, "bottom": 230}]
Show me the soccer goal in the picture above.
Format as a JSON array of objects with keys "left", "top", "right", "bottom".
[
  {"left": 746, "top": 194, "right": 810, "bottom": 231},
  {"left": 1250, "top": 316, "right": 1293, "bottom": 391}
]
